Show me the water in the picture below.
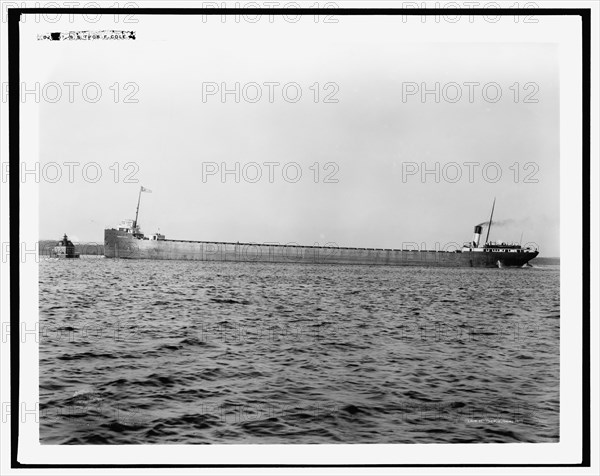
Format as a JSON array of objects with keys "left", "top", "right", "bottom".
[{"left": 39, "top": 258, "right": 559, "bottom": 444}]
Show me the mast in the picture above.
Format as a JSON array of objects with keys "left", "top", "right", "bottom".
[
  {"left": 484, "top": 197, "right": 496, "bottom": 245},
  {"left": 133, "top": 186, "right": 142, "bottom": 230}
]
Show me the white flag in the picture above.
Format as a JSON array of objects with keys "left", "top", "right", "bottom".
[{"left": 141, "top": 186, "right": 152, "bottom": 193}]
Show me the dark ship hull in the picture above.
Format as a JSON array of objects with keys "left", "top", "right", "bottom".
[{"left": 104, "top": 229, "right": 538, "bottom": 268}]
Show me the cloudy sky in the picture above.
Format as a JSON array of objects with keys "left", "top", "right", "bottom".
[{"left": 24, "top": 13, "right": 560, "bottom": 255}]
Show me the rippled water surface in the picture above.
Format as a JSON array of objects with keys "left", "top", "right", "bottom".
[{"left": 39, "top": 258, "right": 559, "bottom": 444}]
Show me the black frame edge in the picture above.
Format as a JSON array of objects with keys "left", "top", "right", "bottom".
[{"left": 8, "top": 6, "right": 591, "bottom": 469}]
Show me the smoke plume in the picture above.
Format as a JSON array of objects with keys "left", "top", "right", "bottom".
[{"left": 477, "top": 219, "right": 517, "bottom": 228}]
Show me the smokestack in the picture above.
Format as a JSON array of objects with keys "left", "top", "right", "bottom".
[{"left": 473, "top": 225, "right": 483, "bottom": 248}]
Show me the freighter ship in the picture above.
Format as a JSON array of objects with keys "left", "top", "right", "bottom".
[{"left": 104, "top": 189, "right": 539, "bottom": 268}]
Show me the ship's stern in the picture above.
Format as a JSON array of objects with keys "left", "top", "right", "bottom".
[
  {"left": 104, "top": 228, "right": 118, "bottom": 258},
  {"left": 104, "top": 228, "right": 140, "bottom": 258}
]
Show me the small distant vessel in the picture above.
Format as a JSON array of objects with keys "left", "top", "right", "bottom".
[
  {"left": 52, "top": 234, "right": 80, "bottom": 259},
  {"left": 104, "top": 190, "right": 538, "bottom": 268}
]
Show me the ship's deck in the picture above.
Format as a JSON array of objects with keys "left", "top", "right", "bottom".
[{"left": 156, "top": 238, "right": 457, "bottom": 253}]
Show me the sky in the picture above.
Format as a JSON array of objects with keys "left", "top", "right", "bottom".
[{"left": 24, "top": 14, "right": 560, "bottom": 255}]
